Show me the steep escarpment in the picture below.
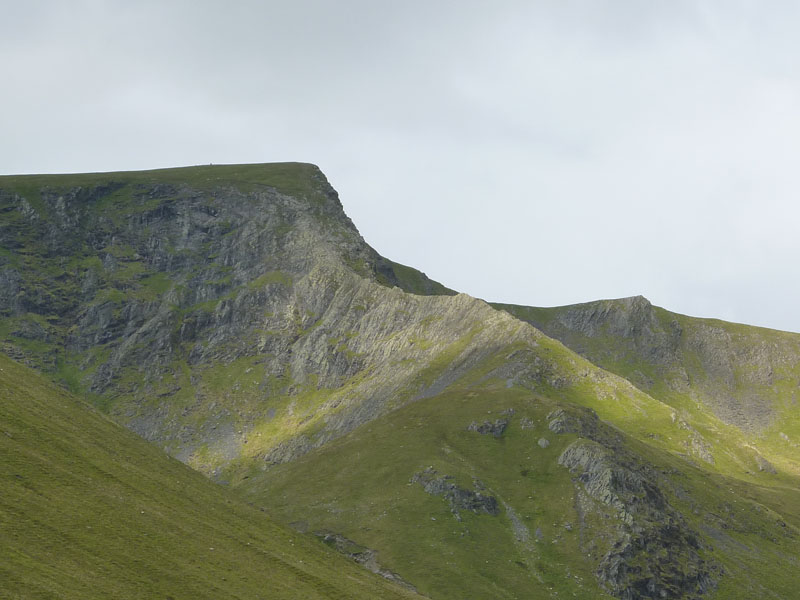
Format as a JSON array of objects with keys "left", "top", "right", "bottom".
[
  {"left": 0, "top": 164, "right": 450, "bottom": 370},
  {"left": 0, "top": 164, "right": 456, "bottom": 468}
]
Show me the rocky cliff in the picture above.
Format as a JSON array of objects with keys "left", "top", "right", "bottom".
[{"left": 0, "top": 164, "right": 464, "bottom": 468}]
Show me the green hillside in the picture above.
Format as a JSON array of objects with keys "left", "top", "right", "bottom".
[
  {"left": 235, "top": 336, "right": 800, "bottom": 600},
  {"left": 2, "top": 164, "right": 800, "bottom": 599},
  {"left": 493, "top": 296, "right": 800, "bottom": 476},
  {"left": 0, "top": 352, "right": 420, "bottom": 599}
]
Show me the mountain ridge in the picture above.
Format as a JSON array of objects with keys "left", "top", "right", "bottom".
[
  {"left": 494, "top": 295, "right": 800, "bottom": 456},
  {"left": 2, "top": 163, "right": 799, "bottom": 599}
]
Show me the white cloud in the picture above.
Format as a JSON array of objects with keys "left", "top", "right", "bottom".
[{"left": 2, "top": 1, "right": 800, "bottom": 331}]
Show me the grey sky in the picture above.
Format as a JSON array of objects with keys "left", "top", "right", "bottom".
[{"left": 3, "top": 1, "right": 800, "bottom": 332}]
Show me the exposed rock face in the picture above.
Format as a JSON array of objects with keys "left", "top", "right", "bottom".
[
  {"left": 5, "top": 165, "right": 615, "bottom": 478},
  {"left": 0, "top": 165, "right": 488, "bottom": 470},
  {"left": 755, "top": 455, "right": 777, "bottom": 474},
  {"left": 674, "top": 417, "right": 715, "bottom": 465},
  {"left": 496, "top": 296, "right": 800, "bottom": 434},
  {"left": 466, "top": 418, "right": 509, "bottom": 437},
  {"left": 411, "top": 467, "right": 499, "bottom": 520},
  {"left": 5, "top": 165, "right": 639, "bottom": 481},
  {"left": 547, "top": 406, "right": 622, "bottom": 448},
  {"left": 553, "top": 406, "right": 719, "bottom": 599},
  {"left": 314, "top": 531, "right": 417, "bottom": 591}
]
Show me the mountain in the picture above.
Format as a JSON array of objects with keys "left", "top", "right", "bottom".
[
  {"left": 0, "top": 352, "right": 421, "bottom": 599},
  {"left": 0, "top": 163, "right": 454, "bottom": 472},
  {"left": 494, "top": 296, "right": 800, "bottom": 466},
  {"left": 1, "top": 163, "right": 799, "bottom": 599}
]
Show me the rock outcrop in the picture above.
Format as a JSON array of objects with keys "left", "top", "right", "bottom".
[
  {"left": 411, "top": 467, "right": 499, "bottom": 520},
  {"left": 314, "top": 531, "right": 417, "bottom": 591},
  {"left": 466, "top": 418, "right": 509, "bottom": 437},
  {"left": 0, "top": 165, "right": 477, "bottom": 470},
  {"left": 552, "top": 406, "right": 719, "bottom": 599}
]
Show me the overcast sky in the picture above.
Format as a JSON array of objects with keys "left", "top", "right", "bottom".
[{"left": 3, "top": 1, "right": 800, "bottom": 332}]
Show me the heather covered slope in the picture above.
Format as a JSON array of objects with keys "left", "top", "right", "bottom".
[{"left": 0, "top": 352, "right": 422, "bottom": 599}]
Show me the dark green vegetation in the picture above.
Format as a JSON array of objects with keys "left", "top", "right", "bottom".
[
  {"left": 2, "top": 163, "right": 800, "bottom": 599},
  {"left": 0, "top": 353, "right": 421, "bottom": 599}
]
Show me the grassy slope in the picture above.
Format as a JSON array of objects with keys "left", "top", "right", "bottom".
[
  {"left": 493, "top": 300, "right": 800, "bottom": 478},
  {"left": 0, "top": 352, "right": 420, "bottom": 600},
  {"left": 237, "top": 335, "right": 800, "bottom": 599},
  {"left": 377, "top": 259, "right": 456, "bottom": 296},
  {"left": 241, "top": 385, "right": 614, "bottom": 600}
]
